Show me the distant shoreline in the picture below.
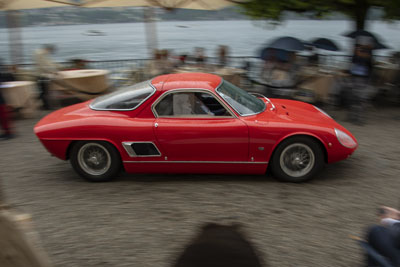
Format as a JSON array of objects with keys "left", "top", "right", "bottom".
[
  {"left": 2, "top": 19, "right": 393, "bottom": 29},
  {"left": 1, "top": 20, "right": 398, "bottom": 64},
  {"left": 0, "top": 5, "right": 394, "bottom": 28}
]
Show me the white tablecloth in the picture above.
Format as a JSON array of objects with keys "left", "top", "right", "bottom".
[
  {"left": 53, "top": 69, "right": 109, "bottom": 100},
  {"left": 0, "top": 81, "right": 38, "bottom": 118}
]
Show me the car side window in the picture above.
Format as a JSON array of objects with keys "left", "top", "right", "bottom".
[{"left": 155, "top": 92, "right": 231, "bottom": 117}]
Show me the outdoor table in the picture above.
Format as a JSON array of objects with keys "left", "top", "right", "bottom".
[
  {"left": 297, "top": 72, "right": 337, "bottom": 103},
  {"left": 52, "top": 69, "right": 110, "bottom": 101},
  {"left": 0, "top": 81, "right": 38, "bottom": 118},
  {"left": 374, "top": 64, "right": 398, "bottom": 86}
]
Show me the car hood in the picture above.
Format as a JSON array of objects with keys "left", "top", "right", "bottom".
[
  {"left": 260, "top": 99, "right": 337, "bottom": 126},
  {"left": 248, "top": 98, "right": 354, "bottom": 137}
]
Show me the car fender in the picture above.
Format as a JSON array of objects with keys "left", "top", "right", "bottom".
[
  {"left": 69, "top": 138, "right": 123, "bottom": 160},
  {"left": 41, "top": 138, "right": 122, "bottom": 160},
  {"left": 267, "top": 131, "right": 328, "bottom": 163}
]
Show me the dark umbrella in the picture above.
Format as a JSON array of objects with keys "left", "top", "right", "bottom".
[
  {"left": 266, "top": 36, "right": 306, "bottom": 52},
  {"left": 260, "top": 48, "right": 291, "bottom": 62},
  {"left": 311, "top": 38, "right": 341, "bottom": 51},
  {"left": 342, "top": 30, "right": 389, "bottom": 50}
]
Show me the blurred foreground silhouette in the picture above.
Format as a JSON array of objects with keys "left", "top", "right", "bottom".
[{"left": 173, "top": 223, "right": 266, "bottom": 267}]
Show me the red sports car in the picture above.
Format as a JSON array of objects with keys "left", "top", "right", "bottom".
[{"left": 34, "top": 73, "right": 357, "bottom": 182}]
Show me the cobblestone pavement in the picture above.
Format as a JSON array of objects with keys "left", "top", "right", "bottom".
[{"left": 0, "top": 106, "right": 399, "bottom": 267}]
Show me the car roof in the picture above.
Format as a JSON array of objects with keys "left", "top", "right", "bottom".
[{"left": 151, "top": 73, "right": 222, "bottom": 93}]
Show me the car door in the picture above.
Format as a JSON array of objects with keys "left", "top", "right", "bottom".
[{"left": 152, "top": 89, "right": 249, "bottom": 162}]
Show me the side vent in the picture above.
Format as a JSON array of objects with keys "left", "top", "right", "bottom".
[{"left": 122, "top": 142, "right": 161, "bottom": 157}]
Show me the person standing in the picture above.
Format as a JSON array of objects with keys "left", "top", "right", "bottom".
[
  {"left": 0, "top": 66, "right": 15, "bottom": 140},
  {"left": 365, "top": 206, "right": 400, "bottom": 267},
  {"left": 194, "top": 47, "right": 206, "bottom": 66},
  {"left": 33, "top": 44, "right": 59, "bottom": 110},
  {"left": 217, "top": 45, "right": 229, "bottom": 67},
  {"left": 348, "top": 36, "right": 374, "bottom": 124}
]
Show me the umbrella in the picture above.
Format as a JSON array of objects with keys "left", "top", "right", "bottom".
[
  {"left": 80, "top": 0, "right": 234, "bottom": 10},
  {"left": 0, "top": 0, "right": 72, "bottom": 10},
  {"left": 342, "top": 30, "right": 389, "bottom": 50},
  {"left": 266, "top": 36, "right": 306, "bottom": 52},
  {"left": 311, "top": 38, "right": 340, "bottom": 51},
  {"left": 260, "top": 48, "right": 291, "bottom": 62}
]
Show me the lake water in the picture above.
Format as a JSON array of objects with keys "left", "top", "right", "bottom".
[{"left": 0, "top": 20, "right": 399, "bottom": 63}]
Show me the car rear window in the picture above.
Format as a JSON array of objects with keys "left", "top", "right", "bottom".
[{"left": 90, "top": 81, "right": 155, "bottom": 110}]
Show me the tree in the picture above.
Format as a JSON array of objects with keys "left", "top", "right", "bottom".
[{"left": 236, "top": 0, "right": 400, "bottom": 30}]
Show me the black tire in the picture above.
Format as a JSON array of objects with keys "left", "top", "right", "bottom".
[
  {"left": 270, "top": 136, "right": 324, "bottom": 183},
  {"left": 70, "top": 141, "right": 121, "bottom": 182}
]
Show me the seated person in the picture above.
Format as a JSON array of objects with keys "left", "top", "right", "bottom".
[
  {"left": 365, "top": 206, "right": 400, "bottom": 267},
  {"left": 156, "top": 92, "right": 229, "bottom": 117},
  {"left": 307, "top": 46, "right": 319, "bottom": 66},
  {"left": 194, "top": 47, "right": 206, "bottom": 65},
  {"left": 0, "top": 69, "right": 15, "bottom": 140},
  {"left": 173, "top": 93, "right": 195, "bottom": 115},
  {"left": 173, "top": 93, "right": 212, "bottom": 116},
  {"left": 262, "top": 52, "right": 299, "bottom": 88}
]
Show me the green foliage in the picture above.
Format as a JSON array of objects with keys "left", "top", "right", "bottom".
[
  {"left": 238, "top": 0, "right": 400, "bottom": 29},
  {"left": 378, "top": 0, "right": 400, "bottom": 20}
]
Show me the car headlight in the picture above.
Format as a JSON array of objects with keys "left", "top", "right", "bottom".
[
  {"left": 335, "top": 128, "right": 357, "bottom": 148},
  {"left": 314, "top": 106, "right": 331, "bottom": 118}
]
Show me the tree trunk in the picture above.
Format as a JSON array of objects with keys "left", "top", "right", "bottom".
[
  {"left": 143, "top": 7, "right": 158, "bottom": 59},
  {"left": 355, "top": 9, "right": 367, "bottom": 30},
  {"left": 354, "top": 0, "right": 369, "bottom": 30},
  {"left": 6, "top": 10, "right": 24, "bottom": 65}
]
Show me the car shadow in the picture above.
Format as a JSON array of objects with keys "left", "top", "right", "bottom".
[
  {"left": 52, "top": 159, "right": 357, "bottom": 185},
  {"left": 117, "top": 172, "right": 273, "bottom": 184},
  {"left": 309, "top": 160, "right": 359, "bottom": 184}
]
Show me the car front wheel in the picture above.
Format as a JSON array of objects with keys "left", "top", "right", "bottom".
[
  {"left": 271, "top": 136, "right": 324, "bottom": 182},
  {"left": 70, "top": 141, "right": 121, "bottom": 182}
]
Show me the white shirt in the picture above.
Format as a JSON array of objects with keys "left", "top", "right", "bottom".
[
  {"left": 33, "top": 48, "right": 59, "bottom": 78},
  {"left": 381, "top": 218, "right": 400, "bottom": 227}
]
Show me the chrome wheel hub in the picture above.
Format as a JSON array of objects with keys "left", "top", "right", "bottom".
[
  {"left": 77, "top": 143, "right": 111, "bottom": 176},
  {"left": 280, "top": 143, "right": 315, "bottom": 177}
]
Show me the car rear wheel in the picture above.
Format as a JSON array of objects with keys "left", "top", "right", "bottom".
[
  {"left": 271, "top": 136, "right": 324, "bottom": 182},
  {"left": 70, "top": 141, "right": 121, "bottom": 182}
]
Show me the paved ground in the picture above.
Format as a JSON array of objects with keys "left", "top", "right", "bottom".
[{"left": 0, "top": 105, "right": 399, "bottom": 267}]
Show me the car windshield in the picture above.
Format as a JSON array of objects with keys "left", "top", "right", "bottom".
[
  {"left": 216, "top": 80, "right": 265, "bottom": 116},
  {"left": 90, "top": 81, "right": 155, "bottom": 110}
]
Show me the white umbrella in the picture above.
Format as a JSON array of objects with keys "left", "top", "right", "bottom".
[
  {"left": 0, "top": 0, "right": 75, "bottom": 10},
  {"left": 82, "top": 0, "right": 234, "bottom": 10}
]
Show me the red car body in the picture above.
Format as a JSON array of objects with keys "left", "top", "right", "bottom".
[{"left": 34, "top": 73, "right": 357, "bottom": 180}]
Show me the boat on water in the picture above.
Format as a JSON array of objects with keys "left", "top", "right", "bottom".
[{"left": 83, "top": 30, "right": 106, "bottom": 36}]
